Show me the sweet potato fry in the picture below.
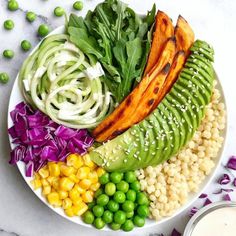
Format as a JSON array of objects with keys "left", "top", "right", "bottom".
[
  {"left": 150, "top": 50, "right": 186, "bottom": 111},
  {"left": 93, "top": 37, "right": 176, "bottom": 142},
  {"left": 144, "top": 10, "right": 174, "bottom": 76},
  {"left": 175, "top": 15, "right": 195, "bottom": 53}
]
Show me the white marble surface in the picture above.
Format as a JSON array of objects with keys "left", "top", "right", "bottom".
[{"left": 0, "top": 0, "right": 236, "bottom": 235}]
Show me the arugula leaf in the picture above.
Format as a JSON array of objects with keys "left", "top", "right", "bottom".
[
  {"left": 145, "top": 4, "right": 156, "bottom": 27},
  {"left": 68, "top": 27, "right": 103, "bottom": 59},
  {"left": 68, "top": 14, "right": 86, "bottom": 29}
]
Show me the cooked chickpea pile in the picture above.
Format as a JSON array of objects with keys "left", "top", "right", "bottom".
[
  {"left": 136, "top": 82, "right": 226, "bottom": 221},
  {"left": 31, "top": 154, "right": 105, "bottom": 217}
]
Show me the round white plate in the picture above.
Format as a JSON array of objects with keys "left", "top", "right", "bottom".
[{"left": 7, "top": 26, "right": 228, "bottom": 231}]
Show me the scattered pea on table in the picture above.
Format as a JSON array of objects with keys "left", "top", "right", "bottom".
[
  {"left": 4, "top": 19, "right": 14, "bottom": 30},
  {"left": 0, "top": 72, "right": 10, "bottom": 84},
  {"left": 54, "top": 7, "right": 65, "bottom": 17},
  {"left": 73, "top": 1, "right": 83, "bottom": 11},
  {"left": 7, "top": 0, "right": 19, "bottom": 11},
  {"left": 26, "top": 11, "right": 37, "bottom": 22},
  {"left": 38, "top": 24, "right": 50, "bottom": 37},
  {"left": 3, "top": 49, "right": 14, "bottom": 59},
  {"left": 21, "top": 40, "right": 32, "bottom": 51}
]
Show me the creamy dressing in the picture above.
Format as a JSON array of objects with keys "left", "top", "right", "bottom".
[{"left": 191, "top": 207, "right": 236, "bottom": 236}]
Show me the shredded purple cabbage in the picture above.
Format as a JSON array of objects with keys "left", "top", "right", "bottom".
[
  {"left": 213, "top": 188, "right": 234, "bottom": 194},
  {"left": 9, "top": 102, "right": 94, "bottom": 177},
  {"left": 203, "top": 198, "right": 212, "bottom": 206},
  {"left": 218, "top": 174, "right": 231, "bottom": 185},
  {"left": 223, "top": 194, "right": 231, "bottom": 201},
  {"left": 189, "top": 207, "right": 198, "bottom": 217},
  {"left": 199, "top": 193, "right": 208, "bottom": 199},
  {"left": 226, "top": 156, "right": 236, "bottom": 170},
  {"left": 171, "top": 228, "right": 181, "bottom": 236}
]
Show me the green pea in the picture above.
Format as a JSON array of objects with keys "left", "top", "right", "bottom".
[
  {"left": 8, "top": 0, "right": 19, "bottom": 11},
  {"left": 114, "top": 191, "right": 126, "bottom": 204},
  {"left": 137, "top": 205, "right": 149, "bottom": 218},
  {"left": 102, "top": 210, "right": 113, "bottom": 223},
  {"left": 73, "top": 1, "right": 83, "bottom": 11},
  {"left": 122, "top": 200, "right": 135, "bottom": 212},
  {"left": 21, "top": 40, "right": 31, "bottom": 51},
  {"left": 38, "top": 24, "right": 50, "bottom": 37},
  {"left": 82, "top": 210, "right": 94, "bottom": 224},
  {"left": 0, "top": 72, "right": 10, "bottom": 84},
  {"left": 107, "top": 200, "right": 119, "bottom": 212},
  {"left": 4, "top": 20, "right": 14, "bottom": 30},
  {"left": 110, "top": 172, "right": 123, "bottom": 184},
  {"left": 136, "top": 192, "right": 149, "bottom": 205},
  {"left": 122, "top": 219, "right": 134, "bottom": 232},
  {"left": 133, "top": 215, "right": 145, "bottom": 227},
  {"left": 130, "top": 180, "right": 141, "bottom": 191},
  {"left": 110, "top": 222, "right": 121, "bottom": 231},
  {"left": 126, "top": 189, "right": 136, "bottom": 202},
  {"left": 94, "top": 218, "right": 105, "bottom": 229},
  {"left": 54, "top": 6, "right": 65, "bottom": 17},
  {"left": 96, "top": 194, "right": 109, "bottom": 206},
  {"left": 116, "top": 180, "right": 129, "bottom": 193},
  {"left": 92, "top": 205, "right": 104, "bottom": 218},
  {"left": 126, "top": 211, "right": 134, "bottom": 219},
  {"left": 26, "top": 11, "right": 36, "bottom": 22},
  {"left": 99, "top": 173, "right": 109, "bottom": 185},
  {"left": 3, "top": 49, "right": 14, "bottom": 59},
  {"left": 105, "top": 182, "right": 116, "bottom": 196},
  {"left": 124, "top": 171, "right": 136, "bottom": 183},
  {"left": 113, "top": 210, "right": 126, "bottom": 224},
  {"left": 94, "top": 188, "right": 103, "bottom": 198}
]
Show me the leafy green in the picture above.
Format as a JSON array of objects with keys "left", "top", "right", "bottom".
[{"left": 67, "top": 0, "right": 156, "bottom": 102}]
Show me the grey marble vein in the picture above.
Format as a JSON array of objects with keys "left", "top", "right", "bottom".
[{"left": 0, "top": 228, "right": 20, "bottom": 236}]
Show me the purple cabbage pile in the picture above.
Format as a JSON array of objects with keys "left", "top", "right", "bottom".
[{"left": 8, "top": 102, "right": 94, "bottom": 177}]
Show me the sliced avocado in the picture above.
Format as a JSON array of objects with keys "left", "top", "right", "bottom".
[
  {"left": 193, "top": 40, "right": 214, "bottom": 56},
  {"left": 159, "top": 100, "right": 179, "bottom": 162},
  {"left": 190, "top": 46, "right": 214, "bottom": 62}
]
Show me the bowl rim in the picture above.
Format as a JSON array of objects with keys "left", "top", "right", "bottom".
[{"left": 7, "top": 25, "right": 229, "bottom": 231}]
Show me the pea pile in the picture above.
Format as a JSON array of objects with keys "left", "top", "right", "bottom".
[
  {"left": 1, "top": 0, "right": 84, "bottom": 84},
  {"left": 82, "top": 171, "right": 149, "bottom": 231}
]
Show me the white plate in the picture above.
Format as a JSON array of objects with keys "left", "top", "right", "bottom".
[{"left": 7, "top": 26, "right": 228, "bottom": 231}]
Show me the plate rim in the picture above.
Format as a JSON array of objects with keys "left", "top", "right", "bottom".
[{"left": 7, "top": 25, "right": 229, "bottom": 231}]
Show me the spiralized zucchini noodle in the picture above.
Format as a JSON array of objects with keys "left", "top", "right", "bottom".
[{"left": 18, "top": 34, "right": 114, "bottom": 129}]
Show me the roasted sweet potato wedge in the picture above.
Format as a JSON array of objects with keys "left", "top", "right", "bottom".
[
  {"left": 144, "top": 10, "right": 174, "bottom": 76},
  {"left": 150, "top": 50, "right": 186, "bottom": 111},
  {"left": 93, "top": 37, "right": 176, "bottom": 142},
  {"left": 175, "top": 15, "right": 195, "bottom": 53}
]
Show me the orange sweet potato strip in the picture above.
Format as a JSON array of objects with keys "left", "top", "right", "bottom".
[
  {"left": 93, "top": 38, "right": 176, "bottom": 142},
  {"left": 144, "top": 10, "right": 174, "bottom": 76},
  {"left": 175, "top": 15, "right": 195, "bottom": 53}
]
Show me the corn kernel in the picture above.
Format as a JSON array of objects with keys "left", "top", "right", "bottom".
[
  {"left": 42, "top": 185, "right": 51, "bottom": 195},
  {"left": 48, "top": 163, "right": 60, "bottom": 177},
  {"left": 83, "top": 154, "right": 96, "bottom": 169},
  {"left": 47, "top": 192, "right": 61, "bottom": 207},
  {"left": 76, "top": 166, "right": 90, "bottom": 179},
  {"left": 65, "top": 207, "right": 74, "bottom": 217},
  {"left": 96, "top": 167, "right": 105, "bottom": 177},
  {"left": 38, "top": 168, "right": 49, "bottom": 179},
  {"left": 52, "top": 178, "right": 60, "bottom": 190},
  {"left": 41, "top": 179, "right": 49, "bottom": 187},
  {"left": 47, "top": 176, "right": 56, "bottom": 185},
  {"left": 62, "top": 198, "right": 73, "bottom": 210},
  {"left": 69, "top": 188, "right": 80, "bottom": 201},
  {"left": 72, "top": 202, "right": 88, "bottom": 216},
  {"left": 69, "top": 174, "right": 79, "bottom": 183},
  {"left": 34, "top": 173, "right": 41, "bottom": 180},
  {"left": 90, "top": 182, "right": 101, "bottom": 192},
  {"left": 67, "top": 154, "right": 83, "bottom": 169},
  {"left": 60, "top": 177, "right": 74, "bottom": 191},
  {"left": 73, "top": 197, "right": 83, "bottom": 206},
  {"left": 73, "top": 184, "right": 85, "bottom": 194},
  {"left": 79, "top": 179, "right": 92, "bottom": 190},
  {"left": 88, "top": 171, "right": 98, "bottom": 183},
  {"left": 82, "top": 190, "right": 94, "bottom": 203},
  {"left": 60, "top": 165, "right": 76, "bottom": 177},
  {"left": 31, "top": 179, "right": 42, "bottom": 190},
  {"left": 58, "top": 190, "right": 68, "bottom": 200}
]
